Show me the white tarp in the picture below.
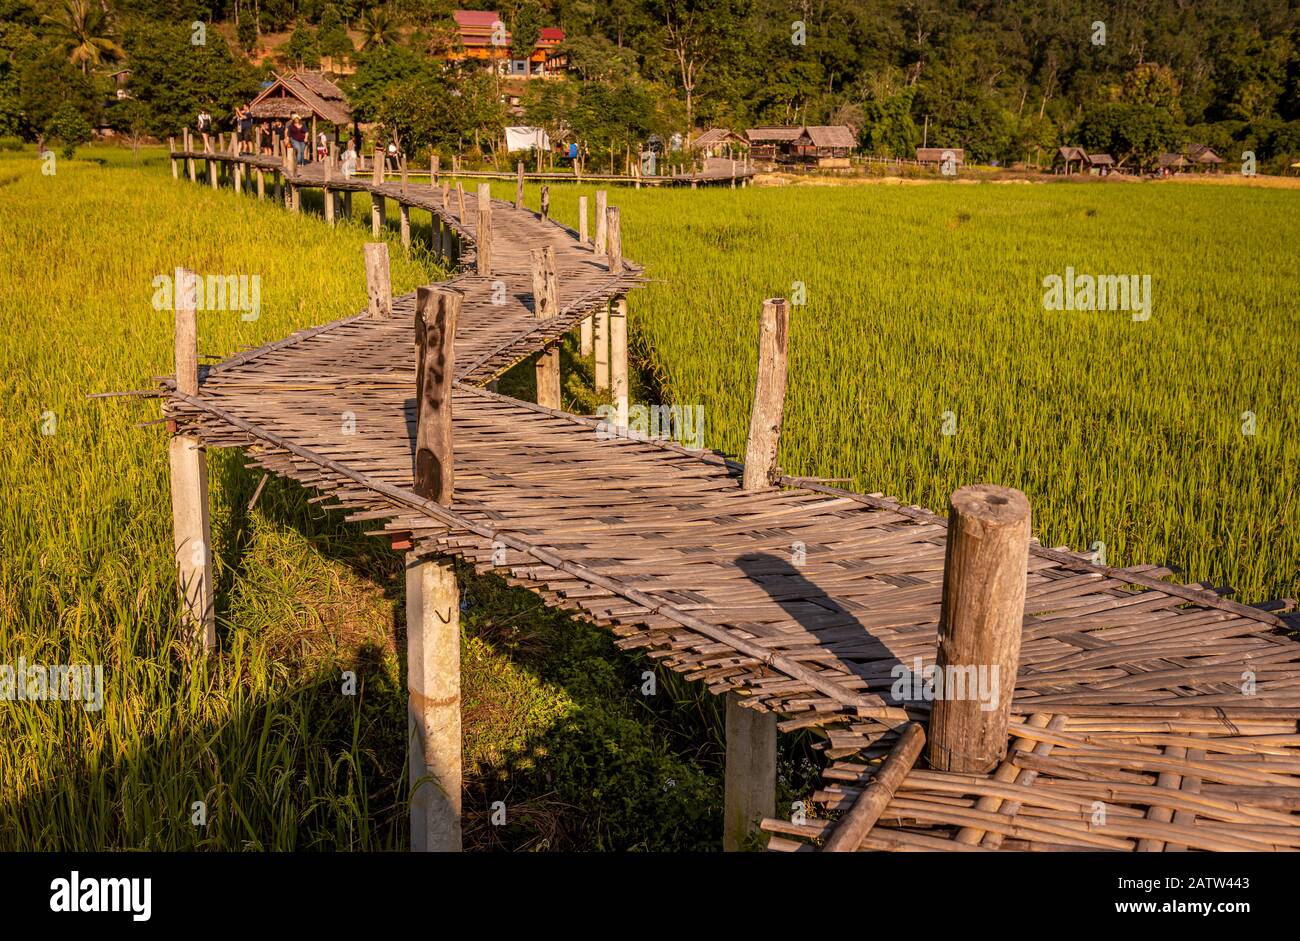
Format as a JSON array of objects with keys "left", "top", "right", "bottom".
[{"left": 505, "top": 126, "right": 550, "bottom": 153}]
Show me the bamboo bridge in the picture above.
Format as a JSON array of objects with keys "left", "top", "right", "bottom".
[{"left": 148, "top": 134, "right": 1300, "bottom": 853}]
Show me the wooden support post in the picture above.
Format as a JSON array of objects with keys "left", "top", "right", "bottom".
[
  {"left": 439, "top": 215, "right": 454, "bottom": 263},
  {"left": 926, "top": 485, "right": 1031, "bottom": 774},
  {"left": 578, "top": 195, "right": 589, "bottom": 245},
  {"left": 723, "top": 692, "right": 776, "bottom": 851},
  {"left": 580, "top": 316, "right": 593, "bottom": 356},
  {"left": 540, "top": 184, "right": 550, "bottom": 221},
  {"left": 169, "top": 137, "right": 178, "bottom": 179},
  {"left": 371, "top": 191, "right": 385, "bottom": 237},
  {"left": 273, "top": 170, "right": 282, "bottom": 205},
  {"left": 606, "top": 206, "right": 622, "bottom": 274},
  {"left": 441, "top": 181, "right": 450, "bottom": 209},
  {"left": 372, "top": 149, "right": 384, "bottom": 184},
  {"left": 208, "top": 152, "right": 218, "bottom": 189},
  {"left": 364, "top": 242, "right": 392, "bottom": 317},
  {"left": 822, "top": 723, "right": 925, "bottom": 852},
  {"left": 475, "top": 183, "right": 492, "bottom": 276},
  {"left": 594, "top": 189, "right": 608, "bottom": 254},
  {"left": 408, "top": 284, "right": 463, "bottom": 853},
  {"left": 610, "top": 296, "right": 628, "bottom": 427},
  {"left": 515, "top": 160, "right": 525, "bottom": 209},
  {"left": 594, "top": 302, "right": 610, "bottom": 391},
  {"left": 343, "top": 190, "right": 352, "bottom": 219},
  {"left": 256, "top": 168, "right": 264, "bottom": 200},
  {"left": 456, "top": 183, "right": 466, "bottom": 226},
  {"left": 431, "top": 153, "right": 439, "bottom": 185},
  {"left": 400, "top": 203, "right": 411, "bottom": 248},
  {"left": 742, "top": 298, "right": 791, "bottom": 490},
  {"left": 168, "top": 268, "right": 216, "bottom": 654},
  {"left": 531, "top": 248, "right": 561, "bottom": 409},
  {"left": 324, "top": 186, "right": 335, "bottom": 225},
  {"left": 401, "top": 157, "right": 408, "bottom": 196}
]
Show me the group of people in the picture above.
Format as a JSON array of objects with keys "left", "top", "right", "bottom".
[{"left": 195, "top": 108, "right": 358, "bottom": 165}]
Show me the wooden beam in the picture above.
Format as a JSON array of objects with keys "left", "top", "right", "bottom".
[
  {"left": 821, "top": 722, "right": 925, "bottom": 852},
  {"left": 515, "top": 160, "right": 525, "bottom": 209},
  {"left": 927, "top": 485, "right": 1031, "bottom": 773},
  {"left": 723, "top": 693, "right": 776, "bottom": 851},
  {"left": 408, "top": 285, "right": 463, "bottom": 853},
  {"left": 364, "top": 243, "right": 392, "bottom": 318},
  {"left": 742, "top": 298, "right": 791, "bottom": 490},
  {"left": 610, "top": 296, "right": 628, "bottom": 427},
  {"left": 531, "top": 247, "right": 560, "bottom": 409},
  {"left": 540, "top": 184, "right": 550, "bottom": 221},
  {"left": 606, "top": 206, "right": 622, "bottom": 274},
  {"left": 475, "top": 183, "right": 492, "bottom": 276},
  {"left": 595, "top": 189, "right": 608, "bottom": 254},
  {"left": 168, "top": 267, "right": 215, "bottom": 653},
  {"left": 594, "top": 302, "right": 610, "bottom": 391},
  {"left": 578, "top": 194, "right": 589, "bottom": 245}
]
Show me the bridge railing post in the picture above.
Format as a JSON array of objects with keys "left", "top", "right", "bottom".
[
  {"left": 926, "top": 485, "right": 1030, "bottom": 773},
  {"left": 742, "top": 298, "right": 790, "bottom": 489},
  {"left": 167, "top": 267, "right": 216, "bottom": 654},
  {"left": 515, "top": 160, "right": 525, "bottom": 210},
  {"left": 408, "top": 284, "right": 463, "bottom": 853},
  {"left": 595, "top": 189, "right": 608, "bottom": 255},
  {"left": 540, "top": 184, "right": 550, "bottom": 221},
  {"left": 531, "top": 247, "right": 561, "bottom": 409},
  {"left": 475, "top": 183, "right": 492, "bottom": 276},
  {"left": 364, "top": 243, "right": 392, "bottom": 318}
]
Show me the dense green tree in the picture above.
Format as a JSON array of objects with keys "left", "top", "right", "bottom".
[
  {"left": 18, "top": 52, "right": 100, "bottom": 141},
  {"left": 1079, "top": 102, "right": 1182, "bottom": 169},
  {"left": 42, "top": 0, "right": 125, "bottom": 75},
  {"left": 344, "top": 44, "right": 434, "bottom": 123},
  {"left": 286, "top": 22, "right": 321, "bottom": 67}
]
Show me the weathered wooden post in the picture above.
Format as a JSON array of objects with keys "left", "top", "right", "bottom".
[
  {"left": 475, "top": 183, "right": 492, "bottom": 276},
  {"left": 531, "top": 247, "right": 561, "bottom": 409},
  {"left": 408, "top": 284, "right": 463, "bottom": 853},
  {"left": 169, "top": 137, "right": 178, "bottom": 179},
  {"left": 515, "top": 160, "right": 525, "bottom": 209},
  {"left": 719, "top": 301, "right": 791, "bottom": 850},
  {"left": 431, "top": 153, "right": 439, "bottom": 186},
  {"left": 540, "top": 185, "right": 550, "bottom": 221},
  {"left": 364, "top": 242, "right": 392, "bottom": 317},
  {"left": 208, "top": 145, "right": 218, "bottom": 190},
  {"left": 578, "top": 195, "right": 589, "bottom": 245},
  {"left": 256, "top": 168, "right": 265, "bottom": 200},
  {"left": 456, "top": 182, "right": 466, "bottom": 226},
  {"left": 595, "top": 302, "right": 610, "bottom": 392},
  {"left": 439, "top": 214, "right": 454, "bottom": 263},
  {"left": 400, "top": 202, "right": 411, "bottom": 248},
  {"left": 606, "top": 206, "right": 622, "bottom": 275},
  {"left": 167, "top": 268, "right": 216, "bottom": 654},
  {"left": 722, "top": 692, "right": 777, "bottom": 851},
  {"left": 401, "top": 155, "right": 409, "bottom": 196},
  {"left": 742, "top": 298, "right": 790, "bottom": 489},
  {"left": 610, "top": 300, "right": 628, "bottom": 428},
  {"left": 594, "top": 189, "right": 608, "bottom": 254},
  {"left": 373, "top": 148, "right": 385, "bottom": 184},
  {"left": 926, "top": 485, "right": 1031, "bottom": 773}
]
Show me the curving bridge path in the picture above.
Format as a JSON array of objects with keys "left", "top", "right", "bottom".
[{"left": 156, "top": 145, "right": 1300, "bottom": 853}]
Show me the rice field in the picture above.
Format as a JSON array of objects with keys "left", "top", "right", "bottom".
[
  {"left": 2, "top": 146, "right": 1295, "bottom": 851},
  {"left": 537, "top": 179, "right": 1299, "bottom": 605}
]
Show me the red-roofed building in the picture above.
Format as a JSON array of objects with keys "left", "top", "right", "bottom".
[{"left": 447, "top": 9, "right": 567, "bottom": 78}]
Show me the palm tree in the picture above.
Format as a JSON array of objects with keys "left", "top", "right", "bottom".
[
  {"left": 44, "top": 0, "right": 125, "bottom": 75},
  {"left": 359, "top": 6, "right": 402, "bottom": 51}
]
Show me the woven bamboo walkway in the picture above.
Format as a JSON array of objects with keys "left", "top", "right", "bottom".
[{"left": 161, "top": 148, "right": 1300, "bottom": 852}]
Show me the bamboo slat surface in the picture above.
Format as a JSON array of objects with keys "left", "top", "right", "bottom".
[{"left": 161, "top": 151, "right": 1300, "bottom": 851}]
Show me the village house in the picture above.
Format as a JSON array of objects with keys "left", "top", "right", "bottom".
[
  {"left": 446, "top": 10, "right": 566, "bottom": 78},
  {"left": 744, "top": 126, "right": 804, "bottom": 163},
  {"left": 1157, "top": 145, "right": 1223, "bottom": 175},
  {"left": 1053, "top": 146, "right": 1117, "bottom": 175},
  {"left": 745, "top": 125, "right": 855, "bottom": 167},
  {"left": 247, "top": 70, "right": 353, "bottom": 149}
]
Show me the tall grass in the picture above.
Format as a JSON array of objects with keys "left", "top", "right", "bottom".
[
  {"left": 528, "top": 180, "right": 1298, "bottom": 605},
  {"left": 0, "top": 149, "right": 736, "bottom": 850}
]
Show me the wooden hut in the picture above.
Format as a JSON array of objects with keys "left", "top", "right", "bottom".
[
  {"left": 1185, "top": 143, "right": 1224, "bottom": 172},
  {"left": 1087, "top": 152, "right": 1115, "bottom": 175},
  {"left": 792, "top": 126, "right": 856, "bottom": 168},
  {"left": 745, "top": 126, "right": 803, "bottom": 163},
  {"left": 1054, "top": 146, "right": 1088, "bottom": 175},
  {"left": 691, "top": 128, "right": 748, "bottom": 159},
  {"left": 247, "top": 71, "right": 353, "bottom": 154},
  {"left": 1158, "top": 152, "right": 1190, "bottom": 174}
]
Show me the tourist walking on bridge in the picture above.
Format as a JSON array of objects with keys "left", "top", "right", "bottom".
[{"left": 287, "top": 114, "right": 308, "bottom": 163}]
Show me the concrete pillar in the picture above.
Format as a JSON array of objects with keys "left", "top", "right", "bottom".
[{"left": 723, "top": 692, "right": 776, "bottom": 851}]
